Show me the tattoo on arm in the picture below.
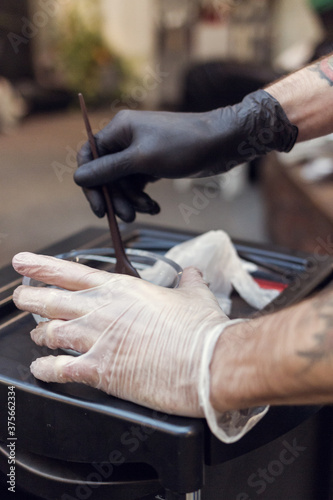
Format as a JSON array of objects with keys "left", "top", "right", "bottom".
[
  {"left": 309, "top": 56, "right": 333, "bottom": 87},
  {"left": 297, "top": 293, "right": 333, "bottom": 370}
]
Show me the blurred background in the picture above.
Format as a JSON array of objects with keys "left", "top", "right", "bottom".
[{"left": 1, "top": 0, "right": 333, "bottom": 268}]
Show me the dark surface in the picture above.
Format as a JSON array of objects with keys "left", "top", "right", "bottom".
[{"left": 0, "top": 225, "right": 332, "bottom": 499}]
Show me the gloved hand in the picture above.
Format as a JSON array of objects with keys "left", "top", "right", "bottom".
[
  {"left": 12, "top": 252, "right": 235, "bottom": 418},
  {"left": 75, "top": 90, "right": 298, "bottom": 222}
]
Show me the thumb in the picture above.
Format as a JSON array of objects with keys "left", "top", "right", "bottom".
[
  {"left": 178, "top": 266, "right": 209, "bottom": 290},
  {"left": 30, "top": 355, "right": 98, "bottom": 387}
]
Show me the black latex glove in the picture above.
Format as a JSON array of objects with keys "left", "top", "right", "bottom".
[{"left": 75, "top": 89, "right": 298, "bottom": 222}]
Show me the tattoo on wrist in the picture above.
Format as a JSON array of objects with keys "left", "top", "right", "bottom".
[
  {"left": 297, "top": 294, "right": 333, "bottom": 369},
  {"left": 309, "top": 56, "right": 333, "bottom": 86}
]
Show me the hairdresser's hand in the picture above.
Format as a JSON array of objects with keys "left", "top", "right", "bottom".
[
  {"left": 75, "top": 90, "right": 297, "bottom": 222},
  {"left": 12, "top": 252, "right": 232, "bottom": 417}
]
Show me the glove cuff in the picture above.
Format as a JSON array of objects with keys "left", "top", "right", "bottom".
[
  {"left": 240, "top": 89, "right": 299, "bottom": 156},
  {"left": 198, "top": 318, "right": 269, "bottom": 443},
  {"left": 206, "top": 88, "right": 299, "bottom": 175}
]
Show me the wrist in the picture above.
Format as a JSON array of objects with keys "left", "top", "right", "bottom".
[
  {"left": 209, "top": 311, "right": 301, "bottom": 412},
  {"left": 210, "top": 294, "right": 333, "bottom": 413},
  {"left": 266, "top": 58, "right": 333, "bottom": 142},
  {"left": 200, "top": 318, "right": 269, "bottom": 443},
  {"left": 210, "top": 90, "right": 298, "bottom": 174},
  {"left": 209, "top": 319, "right": 266, "bottom": 412}
]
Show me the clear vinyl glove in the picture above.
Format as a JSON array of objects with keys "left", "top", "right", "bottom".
[
  {"left": 75, "top": 90, "right": 298, "bottom": 222},
  {"left": 12, "top": 252, "right": 266, "bottom": 442}
]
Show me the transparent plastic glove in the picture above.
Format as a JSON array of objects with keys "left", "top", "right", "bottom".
[
  {"left": 12, "top": 252, "right": 267, "bottom": 442},
  {"left": 75, "top": 90, "right": 298, "bottom": 221}
]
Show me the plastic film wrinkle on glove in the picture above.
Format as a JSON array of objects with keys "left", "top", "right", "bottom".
[
  {"left": 14, "top": 251, "right": 271, "bottom": 443},
  {"left": 23, "top": 266, "right": 229, "bottom": 418},
  {"left": 240, "top": 90, "right": 298, "bottom": 154}
]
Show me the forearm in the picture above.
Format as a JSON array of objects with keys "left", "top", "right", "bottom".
[
  {"left": 266, "top": 54, "right": 333, "bottom": 142},
  {"left": 210, "top": 287, "right": 333, "bottom": 413}
]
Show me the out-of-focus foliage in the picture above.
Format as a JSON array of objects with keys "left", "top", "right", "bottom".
[{"left": 54, "top": 6, "right": 134, "bottom": 104}]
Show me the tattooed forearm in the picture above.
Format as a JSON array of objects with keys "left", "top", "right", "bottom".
[
  {"left": 297, "top": 293, "right": 333, "bottom": 370},
  {"left": 298, "top": 331, "right": 333, "bottom": 368},
  {"left": 309, "top": 55, "right": 333, "bottom": 86}
]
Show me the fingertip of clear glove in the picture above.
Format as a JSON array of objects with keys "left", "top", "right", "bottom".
[
  {"left": 12, "top": 286, "right": 22, "bottom": 308},
  {"left": 30, "top": 355, "right": 74, "bottom": 383},
  {"left": 12, "top": 253, "right": 39, "bottom": 288},
  {"left": 12, "top": 251, "right": 34, "bottom": 269},
  {"left": 30, "top": 326, "right": 46, "bottom": 347},
  {"left": 31, "top": 321, "right": 60, "bottom": 350},
  {"left": 30, "top": 356, "right": 55, "bottom": 381}
]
